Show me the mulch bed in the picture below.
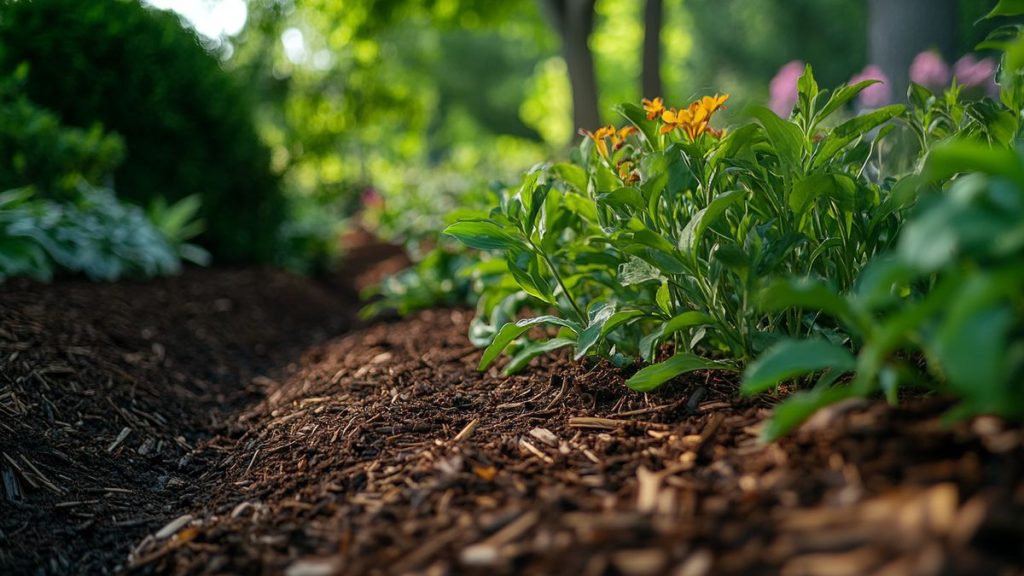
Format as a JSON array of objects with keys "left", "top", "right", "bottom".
[{"left": 2, "top": 270, "right": 1023, "bottom": 575}]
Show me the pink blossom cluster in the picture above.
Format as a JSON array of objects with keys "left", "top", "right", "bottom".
[{"left": 768, "top": 51, "right": 999, "bottom": 115}]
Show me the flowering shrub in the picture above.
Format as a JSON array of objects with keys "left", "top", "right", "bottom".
[{"left": 446, "top": 66, "right": 909, "bottom": 391}]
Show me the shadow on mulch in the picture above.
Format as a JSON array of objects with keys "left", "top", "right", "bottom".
[{"left": 1, "top": 247, "right": 1023, "bottom": 575}]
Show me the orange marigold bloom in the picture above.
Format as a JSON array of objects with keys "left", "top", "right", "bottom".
[{"left": 641, "top": 97, "right": 665, "bottom": 120}]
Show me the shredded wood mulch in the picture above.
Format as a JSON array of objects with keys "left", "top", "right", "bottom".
[{"left": 2, "top": 273, "right": 1023, "bottom": 575}]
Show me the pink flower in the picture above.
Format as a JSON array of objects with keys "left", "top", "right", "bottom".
[
  {"left": 849, "top": 65, "right": 891, "bottom": 108},
  {"left": 909, "top": 51, "right": 950, "bottom": 89},
  {"left": 361, "top": 187, "right": 383, "bottom": 208},
  {"left": 769, "top": 60, "right": 805, "bottom": 116},
  {"left": 954, "top": 55, "right": 998, "bottom": 96}
]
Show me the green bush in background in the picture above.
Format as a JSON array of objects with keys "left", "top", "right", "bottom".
[
  {"left": 0, "top": 68, "right": 124, "bottom": 197},
  {"left": 0, "top": 0, "right": 281, "bottom": 263}
]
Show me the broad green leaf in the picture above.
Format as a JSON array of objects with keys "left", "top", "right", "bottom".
[
  {"left": 796, "top": 64, "right": 819, "bottom": 117},
  {"left": 742, "top": 338, "right": 856, "bottom": 395},
  {"left": 478, "top": 316, "right": 580, "bottom": 371},
  {"left": 598, "top": 187, "right": 645, "bottom": 213},
  {"left": 656, "top": 281, "right": 672, "bottom": 314},
  {"left": 986, "top": 0, "right": 1024, "bottom": 18},
  {"left": 749, "top": 106, "right": 806, "bottom": 177},
  {"left": 639, "top": 310, "right": 714, "bottom": 362},
  {"left": 600, "top": 310, "right": 650, "bottom": 337},
  {"left": 504, "top": 338, "right": 576, "bottom": 375},
  {"left": 507, "top": 248, "right": 555, "bottom": 304},
  {"left": 761, "top": 386, "right": 860, "bottom": 441},
  {"left": 759, "top": 278, "right": 867, "bottom": 335},
  {"left": 574, "top": 303, "right": 617, "bottom": 360},
  {"left": 813, "top": 105, "right": 904, "bottom": 168},
  {"left": 818, "top": 80, "right": 881, "bottom": 121},
  {"left": 444, "top": 220, "right": 523, "bottom": 251},
  {"left": 627, "top": 352, "right": 735, "bottom": 392},
  {"left": 679, "top": 190, "right": 745, "bottom": 254},
  {"left": 789, "top": 173, "right": 856, "bottom": 220},
  {"left": 619, "top": 256, "right": 664, "bottom": 286},
  {"left": 552, "top": 163, "right": 587, "bottom": 193},
  {"left": 923, "top": 141, "right": 1024, "bottom": 186}
]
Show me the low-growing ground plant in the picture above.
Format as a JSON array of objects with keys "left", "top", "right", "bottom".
[{"left": 439, "top": 9, "right": 1024, "bottom": 438}]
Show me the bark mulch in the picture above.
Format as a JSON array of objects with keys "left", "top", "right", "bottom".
[
  {"left": 126, "top": 309, "right": 1023, "bottom": 576},
  {"left": 0, "top": 268, "right": 356, "bottom": 574},
  {"left": 2, "top": 272, "right": 1023, "bottom": 575}
]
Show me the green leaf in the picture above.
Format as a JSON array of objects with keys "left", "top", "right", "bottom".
[
  {"left": 813, "top": 105, "right": 905, "bottom": 168},
  {"left": 504, "top": 338, "right": 576, "bottom": 375},
  {"left": 507, "top": 248, "right": 555, "bottom": 304},
  {"left": 600, "top": 310, "right": 650, "bottom": 337},
  {"left": 574, "top": 303, "right": 617, "bottom": 360},
  {"left": 760, "top": 278, "right": 867, "bottom": 335},
  {"left": 761, "top": 386, "right": 860, "bottom": 441},
  {"left": 639, "top": 310, "right": 715, "bottom": 362},
  {"left": 742, "top": 339, "right": 856, "bottom": 395},
  {"left": 618, "top": 256, "right": 664, "bottom": 286},
  {"left": 818, "top": 80, "right": 881, "bottom": 121},
  {"left": 986, "top": 0, "right": 1024, "bottom": 18},
  {"left": 553, "top": 163, "right": 587, "bottom": 193},
  {"left": 749, "top": 106, "right": 806, "bottom": 177},
  {"left": 788, "top": 173, "right": 857, "bottom": 223},
  {"left": 444, "top": 220, "right": 523, "bottom": 251},
  {"left": 923, "top": 141, "right": 1024, "bottom": 186},
  {"left": 626, "top": 352, "right": 734, "bottom": 392},
  {"left": 679, "top": 190, "right": 745, "bottom": 254},
  {"left": 797, "top": 64, "right": 819, "bottom": 116},
  {"left": 478, "top": 316, "right": 580, "bottom": 371}
]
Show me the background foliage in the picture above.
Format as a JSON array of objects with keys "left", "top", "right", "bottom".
[{"left": 0, "top": 0, "right": 281, "bottom": 263}]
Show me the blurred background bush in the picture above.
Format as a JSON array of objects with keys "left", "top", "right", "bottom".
[{"left": 0, "top": 0, "right": 280, "bottom": 264}]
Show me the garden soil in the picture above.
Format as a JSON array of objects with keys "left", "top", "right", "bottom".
[{"left": 1, "top": 259, "right": 1022, "bottom": 575}]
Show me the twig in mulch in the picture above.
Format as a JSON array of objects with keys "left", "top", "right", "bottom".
[{"left": 452, "top": 418, "right": 480, "bottom": 443}]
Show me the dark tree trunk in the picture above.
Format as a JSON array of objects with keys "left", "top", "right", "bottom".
[
  {"left": 642, "top": 0, "right": 663, "bottom": 99},
  {"left": 540, "top": 0, "right": 601, "bottom": 134},
  {"left": 869, "top": 0, "right": 956, "bottom": 101}
]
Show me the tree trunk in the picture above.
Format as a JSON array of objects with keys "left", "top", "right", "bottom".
[
  {"left": 540, "top": 0, "right": 601, "bottom": 134},
  {"left": 869, "top": 0, "right": 956, "bottom": 101},
  {"left": 642, "top": 0, "right": 663, "bottom": 99}
]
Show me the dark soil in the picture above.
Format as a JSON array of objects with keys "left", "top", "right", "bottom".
[{"left": 2, "top": 267, "right": 1023, "bottom": 575}]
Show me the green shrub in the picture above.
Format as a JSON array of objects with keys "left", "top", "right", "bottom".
[
  {"left": 0, "top": 0, "right": 282, "bottom": 263},
  {"left": 0, "top": 68, "right": 124, "bottom": 197}
]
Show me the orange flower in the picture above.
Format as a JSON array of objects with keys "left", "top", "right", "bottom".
[
  {"left": 579, "top": 125, "right": 616, "bottom": 158},
  {"left": 658, "top": 93, "right": 729, "bottom": 140},
  {"left": 580, "top": 125, "right": 636, "bottom": 158},
  {"left": 698, "top": 93, "right": 729, "bottom": 116},
  {"left": 610, "top": 126, "right": 637, "bottom": 150},
  {"left": 642, "top": 97, "right": 665, "bottom": 120},
  {"left": 660, "top": 107, "right": 691, "bottom": 134}
]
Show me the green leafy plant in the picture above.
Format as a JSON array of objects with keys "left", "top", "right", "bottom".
[
  {"left": 744, "top": 141, "right": 1024, "bottom": 439},
  {"left": 146, "top": 195, "right": 211, "bottom": 267},
  {"left": 741, "top": 5, "right": 1024, "bottom": 439},
  {"left": 445, "top": 67, "right": 912, "bottom": 386},
  {"left": 1, "top": 186, "right": 181, "bottom": 282}
]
